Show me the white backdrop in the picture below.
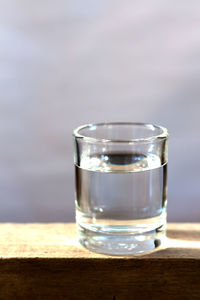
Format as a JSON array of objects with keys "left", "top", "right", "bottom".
[{"left": 0, "top": 0, "right": 200, "bottom": 222}]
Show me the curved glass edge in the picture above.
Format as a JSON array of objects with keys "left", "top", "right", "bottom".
[{"left": 72, "top": 122, "right": 169, "bottom": 144}]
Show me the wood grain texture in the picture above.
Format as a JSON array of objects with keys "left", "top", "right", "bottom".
[{"left": 0, "top": 223, "right": 200, "bottom": 299}]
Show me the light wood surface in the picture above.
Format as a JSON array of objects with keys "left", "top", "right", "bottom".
[
  {"left": 0, "top": 223, "right": 200, "bottom": 299},
  {"left": 0, "top": 223, "right": 200, "bottom": 258}
]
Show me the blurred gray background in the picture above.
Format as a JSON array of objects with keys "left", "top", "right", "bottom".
[{"left": 0, "top": 0, "right": 200, "bottom": 222}]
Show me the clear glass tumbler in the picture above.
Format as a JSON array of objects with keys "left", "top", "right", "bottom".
[{"left": 73, "top": 122, "right": 168, "bottom": 255}]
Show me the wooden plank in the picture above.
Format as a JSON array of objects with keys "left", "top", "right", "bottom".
[{"left": 0, "top": 223, "right": 199, "bottom": 299}]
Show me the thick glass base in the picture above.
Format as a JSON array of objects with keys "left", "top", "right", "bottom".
[{"left": 78, "top": 224, "right": 166, "bottom": 255}]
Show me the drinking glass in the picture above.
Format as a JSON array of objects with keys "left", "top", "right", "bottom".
[{"left": 73, "top": 122, "right": 168, "bottom": 255}]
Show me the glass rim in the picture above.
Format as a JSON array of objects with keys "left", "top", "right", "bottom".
[{"left": 73, "top": 122, "right": 169, "bottom": 143}]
